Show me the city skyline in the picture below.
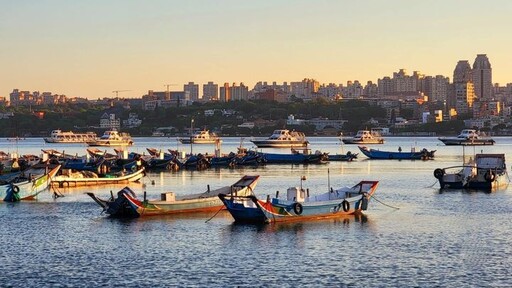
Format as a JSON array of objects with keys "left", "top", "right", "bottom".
[{"left": 1, "top": 0, "right": 511, "bottom": 99}]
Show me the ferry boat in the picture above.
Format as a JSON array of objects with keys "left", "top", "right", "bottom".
[
  {"left": 250, "top": 129, "right": 308, "bottom": 148},
  {"left": 44, "top": 130, "right": 97, "bottom": 143},
  {"left": 179, "top": 130, "right": 221, "bottom": 144},
  {"left": 438, "top": 129, "right": 495, "bottom": 145},
  {"left": 86, "top": 130, "right": 133, "bottom": 147},
  {"left": 342, "top": 130, "right": 385, "bottom": 145}
]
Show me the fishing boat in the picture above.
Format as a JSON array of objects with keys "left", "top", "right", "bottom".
[
  {"left": 438, "top": 129, "right": 495, "bottom": 145},
  {"left": 250, "top": 130, "right": 309, "bottom": 148},
  {"left": 44, "top": 129, "right": 98, "bottom": 143},
  {"left": 52, "top": 166, "right": 145, "bottom": 188},
  {"left": 1, "top": 164, "right": 61, "bottom": 202},
  {"left": 342, "top": 130, "right": 385, "bottom": 145},
  {"left": 358, "top": 146, "right": 435, "bottom": 160},
  {"left": 260, "top": 149, "right": 328, "bottom": 164},
  {"left": 86, "top": 130, "right": 134, "bottom": 147},
  {"left": 86, "top": 175, "right": 260, "bottom": 217},
  {"left": 179, "top": 130, "right": 221, "bottom": 144},
  {"left": 219, "top": 177, "right": 379, "bottom": 223},
  {"left": 433, "top": 153, "right": 508, "bottom": 190},
  {"left": 328, "top": 151, "right": 358, "bottom": 162}
]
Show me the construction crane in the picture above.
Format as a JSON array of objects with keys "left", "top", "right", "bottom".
[
  {"left": 164, "top": 84, "right": 177, "bottom": 93},
  {"left": 112, "top": 90, "right": 131, "bottom": 97}
]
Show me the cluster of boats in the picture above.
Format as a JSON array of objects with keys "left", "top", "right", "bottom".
[
  {"left": 1, "top": 127, "right": 508, "bottom": 225},
  {"left": 87, "top": 175, "right": 380, "bottom": 223}
]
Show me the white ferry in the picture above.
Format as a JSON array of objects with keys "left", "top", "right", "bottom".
[
  {"left": 438, "top": 129, "right": 495, "bottom": 145},
  {"left": 342, "top": 130, "right": 385, "bottom": 145},
  {"left": 86, "top": 130, "right": 134, "bottom": 147},
  {"left": 44, "top": 130, "right": 98, "bottom": 143},
  {"left": 250, "top": 129, "right": 309, "bottom": 148},
  {"left": 179, "top": 130, "right": 221, "bottom": 144}
]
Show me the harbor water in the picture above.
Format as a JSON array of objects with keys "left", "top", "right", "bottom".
[{"left": 1, "top": 136, "right": 512, "bottom": 287}]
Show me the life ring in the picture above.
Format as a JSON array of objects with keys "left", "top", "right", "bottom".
[
  {"left": 484, "top": 170, "right": 496, "bottom": 182},
  {"left": 293, "top": 203, "right": 303, "bottom": 215},
  {"left": 433, "top": 168, "right": 444, "bottom": 179},
  {"left": 342, "top": 200, "right": 350, "bottom": 212},
  {"left": 12, "top": 185, "right": 20, "bottom": 194}
]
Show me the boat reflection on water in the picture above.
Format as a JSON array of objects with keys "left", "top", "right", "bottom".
[{"left": 226, "top": 213, "right": 370, "bottom": 233}]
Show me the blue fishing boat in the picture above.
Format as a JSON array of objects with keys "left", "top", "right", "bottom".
[
  {"left": 260, "top": 149, "right": 328, "bottom": 164},
  {"left": 358, "top": 146, "right": 435, "bottom": 160},
  {"left": 220, "top": 176, "right": 379, "bottom": 224},
  {"left": 328, "top": 151, "right": 358, "bottom": 162}
]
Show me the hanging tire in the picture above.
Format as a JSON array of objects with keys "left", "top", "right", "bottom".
[
  {"left": 484, "top": 170, "right": 496, "bottom": 182},
  {"left": 434, "top": 168, "right": 444, "bottom": 179},
  {"left": 12, "top": 185, "right": 20, "bottom": 194},
  {"left": 131, "top": 165, "right": 137, "bottom": 172},
  {"left": 293, "top": 203, "right": 303, "bottom": 215},
  {"left": 342, "top": 200, "right": 350, "bottom": 212}
]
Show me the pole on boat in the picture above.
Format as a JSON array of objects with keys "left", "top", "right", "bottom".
[
  {"left": 328, "top": 168, "right": 331, "bottom": 193},
  {"left": 190, "top": 118, "right": 194, "bottom": 155}
]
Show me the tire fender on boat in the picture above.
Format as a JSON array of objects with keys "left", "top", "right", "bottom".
[
  {"left": 293, "top": 202, "right": 303, "bottom": 215},
  {"left": 484, "top": 170, "right": 496, "bottom": 182},
  {"left": 12, "top": 185, "right": 20, "bottom": 194},
  {"left": 131, "top": 165, "right": 137, "bottom": 172},
  {"left": 342, "top": 200, "right": 350, "bottom": 212},
  {"left": 434, "top": 168, "right": 444, "bottom": 179}
]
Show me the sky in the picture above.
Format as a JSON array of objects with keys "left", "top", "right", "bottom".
[{"left": 1, "top": 0, "right": 511, "bottom": 99}]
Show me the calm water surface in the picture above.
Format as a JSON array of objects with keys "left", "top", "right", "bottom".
[{"left": 1, "top": 137, "right": 511, "bottom": 287}]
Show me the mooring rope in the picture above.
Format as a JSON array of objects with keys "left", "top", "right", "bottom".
[
  {"left": 425, "top": 180, "right": 439, "bottom": 188},
  {"left": 370, "top": 195, "right": 400, "bottom": 210},
  {"left": 205, "top": 206, "right": 225, "bottom": 223}
]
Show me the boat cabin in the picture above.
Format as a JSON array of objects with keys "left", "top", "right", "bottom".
[
  {"left": 287, "top": 187, "right": 306, "bottom": 202},
  {"left": 458, "top": 129, "right": 479, "bottom": 139}
]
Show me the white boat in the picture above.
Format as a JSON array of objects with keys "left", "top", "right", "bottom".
[
  {"left": 86, "top": 130, "right": 134, "bottom": 147},
  {"left": 179, "top": 130, "right": 221, "bottom": 144},
  {"left": 342, "top": 130, "right": 385, "bottom": 145},
  {"left": 250, "top": 130, "right": 309, "bottom": 148},
  {"left": 44, "top": 130, "right": 98, "bottom": 143},
  {"left": 438, "top": 129, "right": 495, "bottom": 146}
]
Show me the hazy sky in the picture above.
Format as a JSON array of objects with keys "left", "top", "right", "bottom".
[{"left": 1, "top": 0, "right": 511, "bottom": 99}]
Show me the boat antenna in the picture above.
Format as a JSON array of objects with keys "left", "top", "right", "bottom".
[{"left": 327, "top": 168, "right": 331, "bottom": 192}]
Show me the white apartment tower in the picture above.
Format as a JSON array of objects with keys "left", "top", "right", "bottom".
[
  {"left": 472, "top": 54, "right": 493, "bottom": 100},
  {"left": 202, "top": 82, "right": 218, "bottom": 101}
]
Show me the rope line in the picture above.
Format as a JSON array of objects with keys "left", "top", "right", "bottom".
[
  {"left": 370, "top": 195, "right": 400, "bottom": 210},
  {"left": 205, "top": 206, "right": 225, "bottom": 223}
]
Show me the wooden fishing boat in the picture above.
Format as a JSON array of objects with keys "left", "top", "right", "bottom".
[
  {"left": 52, "top": 166, "right": 145, "bottom": 188},
  {"left": 260, "top": 149, "right": 328, "bottom": 164},
  {"left": 86, "top": 175, "right": 260, "bottom": 217},
  {"left": 433, "top": 153, "right": 507, "bottom": 190},
  {"left": 220, "top": 178, "right": 379, "bottom": 223},
  {"left": 438, "top": 129, "right": 495, "bottom": 146},
  {"left": 328, "top": 151, "right": 358, "bottom": 162},
  {"left": 358, "top": 146, "right": 435, "bottom": 160},
  {"left": 1, "top": 164, "right": 61, "bottom": 202}
]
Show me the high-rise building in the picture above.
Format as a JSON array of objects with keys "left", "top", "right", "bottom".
[
  {"left": 184, "top": 82, "right": 199, "bottom": 101},
  {"left": 472, "top": 54, "right": 493, "bottom": 100},
  {"left": 453, "top": 60, "right": 472, "bottom": 83},
  {"left": 202, "top": 82, "right": 218, "bottom": 101},
  {"left": 454, "top": 82, "right": 475, "bottom": 114},
  {"left": 230, "top": 83, "right": 249, "bottom": 101},
  {"left": 220, "top": 83, "right": 230, "bottom": 102}
]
